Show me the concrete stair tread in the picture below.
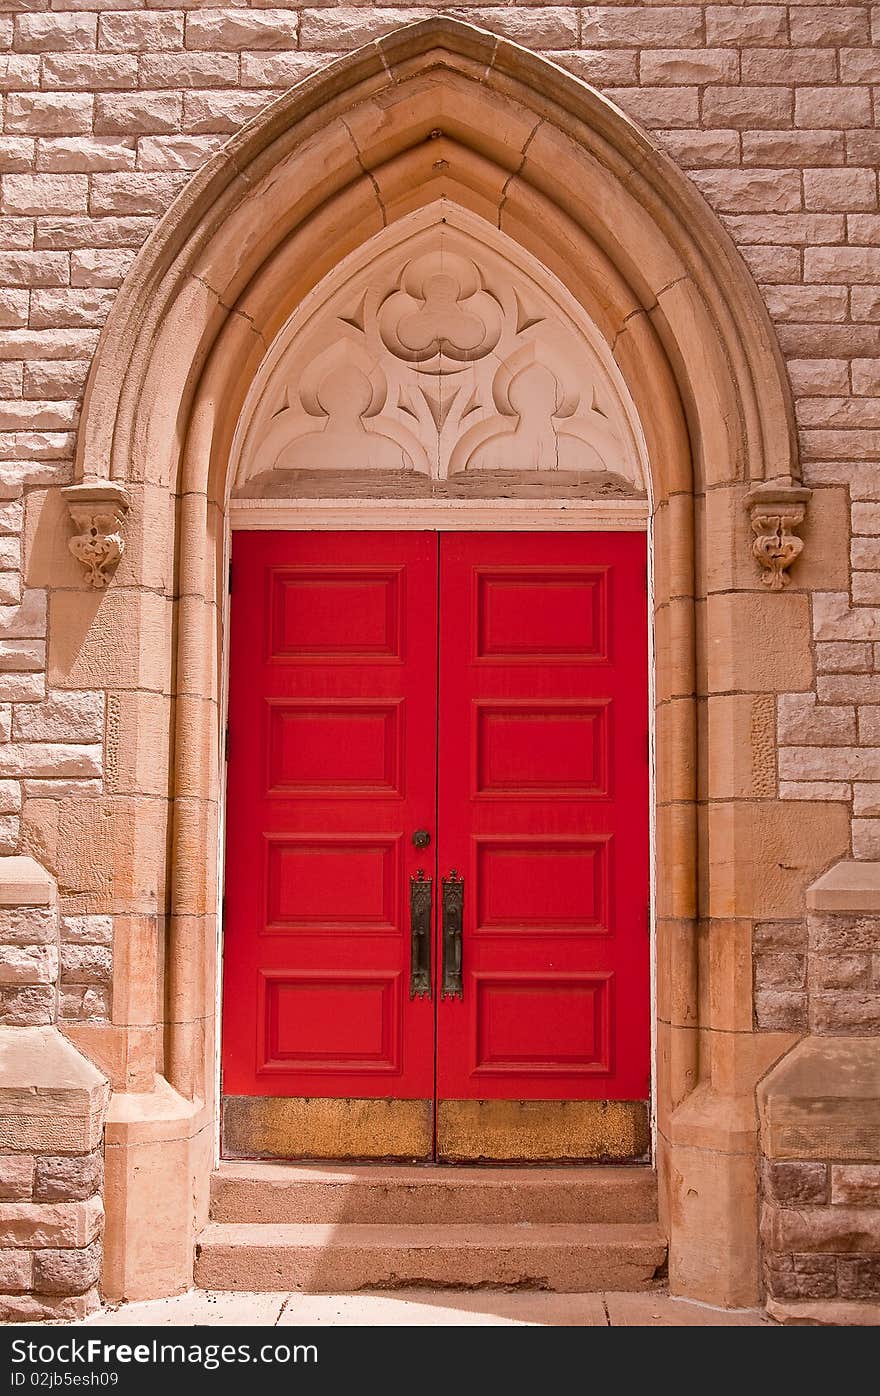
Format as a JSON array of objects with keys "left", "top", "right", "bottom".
[
  {"left": 210, "top": 1161, "right": 658, "bottom": 1225},
  {"left": 213, "top": 1162, "right": 653, "bottom": 1184},
  {"left": 200, "top": 1221, "right": 663, "bottom": 1247}
]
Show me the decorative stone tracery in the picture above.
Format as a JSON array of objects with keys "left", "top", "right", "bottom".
[{"left": 231, "top": 207, "right": 647, "bottom": 494}]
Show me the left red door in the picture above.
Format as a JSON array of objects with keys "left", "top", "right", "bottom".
[{"left": 222, "top": 533, "right": 438, "bottom": 1134}]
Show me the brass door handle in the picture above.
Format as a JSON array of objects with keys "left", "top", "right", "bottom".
[
  {"left": 409, "top": 870, "right": 432, "bottom": 1000},
  {"left": 441, "top": 871, "right": 464, "bottom": 1000}
]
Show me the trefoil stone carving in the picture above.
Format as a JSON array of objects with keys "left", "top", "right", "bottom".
[{"left": 62, "top": 482, "right": 130, "bottom": 588}]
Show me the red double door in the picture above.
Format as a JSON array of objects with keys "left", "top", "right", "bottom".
[{"left": 222, "top": 531, "right": 649, "bottom": 1161}]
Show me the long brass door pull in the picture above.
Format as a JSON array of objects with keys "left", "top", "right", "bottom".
[
  {"left": 441, "top": 871, "right": 464, "bottom": 1000},
  {"left": 409, "top": 870, "right": 432, "bottom": 999}
]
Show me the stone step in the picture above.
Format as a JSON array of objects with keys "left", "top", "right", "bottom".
[
  {"left": 210, "top": 1162, "right": 658, "bottom": 1226},
  {"left": 195, "top": 1221, "right": 667, "bottom": 1294}
]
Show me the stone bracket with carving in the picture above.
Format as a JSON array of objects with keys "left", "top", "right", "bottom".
[
  {"left": 62, "top": 482, "right": 131, "bottom": 588},
  {"left": 746, "top": 481, "right": 811, "bottom": 591}
]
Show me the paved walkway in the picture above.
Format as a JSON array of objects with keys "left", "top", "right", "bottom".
[{"left": 83, "top": 1290, "right": 772, "bottom": 1326}]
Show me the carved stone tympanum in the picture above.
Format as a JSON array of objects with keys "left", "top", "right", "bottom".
[
  {"left": 231, "top": 204, "right": 648, "bottom": 493},
  {"left": 62, "top": 482, "right": 130, "bottom": 588},
  {"left": 746, "top": 482, "right": 811, "bottom": 591}
]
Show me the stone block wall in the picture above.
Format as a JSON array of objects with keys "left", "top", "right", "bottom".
[
  {"left": 0, "top": 863, "right": 109, "bottom": 1321},
  {"left": 763, "top": 1159, "right": 880, "bottom": 1311},
  {"left": 754, "top": 909, "right": 880, "bottom": 1033},
  {"left": 0, "top": 5, "right": 876, "bottom": 1029}
]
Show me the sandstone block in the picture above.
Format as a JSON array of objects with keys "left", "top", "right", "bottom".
[
  {"left": 765, "top": 1251, "right": 837, "bottom": 1300},
  {"left": 853, "top": 360, "right": 880, "bottom": 395},
  {"left": 658, "top": 129, "right": 740, "bottom": 169},
  {"left": 41, "top": 54, "right": 137, "bottom": 92},
  {"left": 239, "top": 51, "right": 333, "bottom": 89},
  {"left": 0, "top": 984, "right": 53, "bottom": 1027},
  {"left": 94, "top": 92, "right": 183, "bottom": 136},
  {"left": 4, "top": 95, "right": 92, "bottom": 136},
  {"left": 743, "top": 131, "right": 845, "bottom": 167},
  {"left": 0, "top": 1248, "right": 31, "bottom": 1293},
  {"left": 755, "top": 989, "right": 807, "bottom": 1031},
  {"left": 33, "top": 1152, "right": 102, "bottom": 1204},
  {"left": 185, "top": 9, "right": 300, "bottom": 51},
  {"left": 1, "top": 175, "right": 88, "bottom": 218},
  {"left": 810, "top": 954, "right": 871, "bottom": 990},
  {"left": 61, "top": 916, "right": 111, "bottom": 947},
  {"left": 766, "top": 285, "right": 849, "bottom": 321},
  {"left": 0, "top": 56, "right": 39, "bottom": 93},
  {"left": 743, "top": 47, "right": 837, "bottom": 84},
  {"left": 0, "top": 1195, "right": 102, "bottom": 1250},
  {"left": 796, "top": 86, "right": 873, "bottom": 129},
  {"left": 605, "top": 86, "right": 699, "bottom": 129},
  {"left": 691, "top": 168, "right": 801, "bottom": 214},
  {"left": 853, "top": 782, "right": 880, "bottom": 816},
  {"left": 790, "top": 8, "right": 871, "bottom": 47},
  {"left": 60, "top": 945, "right": 111, "bottom": 985},
  {"left": 755, "top": 951, "right": 805, "bottom": 990},
  {"left": 831, "top": 1165, "right": 880, "bottom": 1206},
  {"left": 765, "top": 1204, "right": 880, "bottom": 1254},
  {"left": 0, "top": 138, "right": 35, "bottom": 175},
  {"left": 754, "top": 921, "right": 807, "bottom": 953},
  {"left": 98, "top": 12, "right": 183, "bottom": 52},
  {"left": 837, "top": 1256, "right": 880, "bottom": 1300},
  {"left": 0, "top": 909, "right": 54, "bottom": 947},
  {"left": 816, "top": 642, "right": 872, "bottom": 672},
  {"left": 0, "top": 1155, "right": 33, "bottom": 1201},
  {"left": 0, "top": 674, "right": 45, "bottom": 702},
  {"left": 12, "top": 691, "right": 103, "bottom": 744},
  {"left": 34, "top": 218, "right": 153, "bottom": 251},
  {"left": 852, "top": 820, "right": 880, "bottom": 861},
  {"left": 740, "top": 243, "right": 801, "bottom": 282},
  {"left": 139, "top": 53, "right": 239, "bottom": 89},
  {"left": 0, "top": 944, "right": 58, "bottom": 987},
  {"left": 29, "top": 289, "right": 115, "bottom": 331},
  {"left": 778, "top": 747, "right": 878, "bottom": 782},
  {"left": 705, "top": 6, "right": 788, "bottom": 46},
  {"left": 639, "top": 50, "right": 737, "bottom": 85},
  {"left": 777, "top": 693, "right": 856, "bottom": 745},
  {"left": 804, "top": 168, "right": 877, "bottom": 213},
  {"left": 580, "top": 6, "right": 704, "bottom": 47},
  {"left": 809, "top": 913, "right": 879, "bottom": 954},
  {"left": 810, "top": 991, "right": 880, "bottom": 1033},
  {"left": 181, "top": 88, "right": 273, "bottom": 134},
  {"left": 765, "top": 1160, "right": 829, "bottom": 1206},
  {"left": 88, "top": 173, "right": 189, "bottom": 217},
  {"left": 23, "top": 362, "right": 89, "bottom": 399},
  {"left": 0, "top": 1290, "right": 98, "bottom": 1322},
  {"left": 819, "top": 675, "right": 880, "bottom": 704},
  {"left": 33, "top": 1238, "right": 101, "bottom": 1296},
  {"left": 0, "top": 745, "right": 100, "bottom": 781},
  {"left": 0, "top": 253, "right": 68, "bottom": 289},
  {"left": 58, "top": 985, "right": 110, "bottom": 1023},
  {"left": 36, "top": 137, "right": 136, "bottom": 174},
  {"left": 0, "top": 784, "right": 20, "bottom": 816},
  {"left": 136, "top": 135, "right": 224, "bottom": 171},
  {"left": 702, "top": 86, "right": 793, "bottom": 130},
  {"left": 14, "top": 13, "right": 96, "bottom": 53}
]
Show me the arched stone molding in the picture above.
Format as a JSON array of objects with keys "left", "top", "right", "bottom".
[{"left": 51, "top": 19, "right": 835, "bottom": 1311}]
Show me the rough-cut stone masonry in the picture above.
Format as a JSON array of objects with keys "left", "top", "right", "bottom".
[
  {"left": 763, "top": 1158, "right": 880, "bottom": 1307},
  {"left": 0, "top": 3, "right": 877, "bottom": 1015}
]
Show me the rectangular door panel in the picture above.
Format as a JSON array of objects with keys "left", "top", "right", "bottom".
[
  {"left": 436, "top": 532, "right": 650, "bottom": 1158},
  {"left": 222, "top": 532, "right": 438, "bottom": 1159}
]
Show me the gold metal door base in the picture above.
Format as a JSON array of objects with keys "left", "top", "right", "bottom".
[
  {"left": 436, "top": 1099, "right": 650, "bottom": 1162},
  {"left": 222, "top": 1096, "right": 433, "bottom": 1161}
]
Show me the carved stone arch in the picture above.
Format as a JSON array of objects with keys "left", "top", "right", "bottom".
[{"left": 62, "top": 18, "right": 814, "bottom": 1312}]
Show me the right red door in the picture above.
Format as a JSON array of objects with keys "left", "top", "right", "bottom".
[{"left": 435, "top": 532, "right": 650, "bottom": 1156}]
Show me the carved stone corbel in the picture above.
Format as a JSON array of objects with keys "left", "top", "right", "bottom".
[
  {"left": 62, "top": 481, "right": 130, "bottom": 588},
  {"left": 745, "top": 481, "right": 811, "bottom": 591}
]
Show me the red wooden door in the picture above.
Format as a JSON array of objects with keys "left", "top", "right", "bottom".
[
  {"left": 222, "top": 530, "right": 649, "bottom": 1160},
  {"left": 222, "top": 533, "right": 438, "bottom": 1133},
  {"left": 435, "top": 533, "right": 650, "bottom": 1109}
]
